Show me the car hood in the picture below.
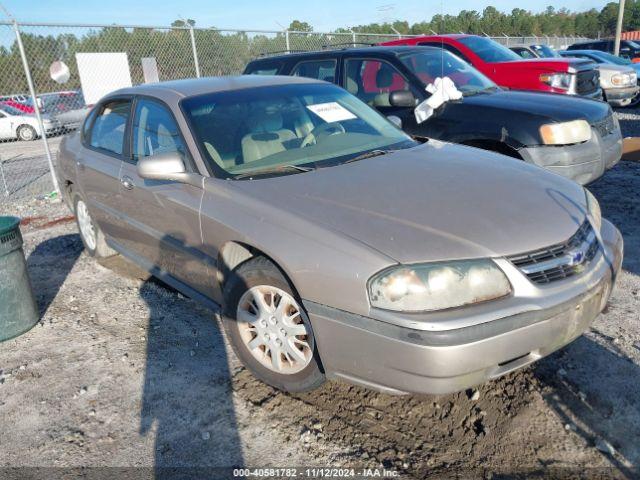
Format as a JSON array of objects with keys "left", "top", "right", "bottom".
[
  {"left": 231, "top": 142, "right": 588, "bottom": 264},
  {"left": 597, "top": 64, "right": 635, "bottom": 74},
  {"left": 462, "top": 89, "right": 610, "bottom": 123}
]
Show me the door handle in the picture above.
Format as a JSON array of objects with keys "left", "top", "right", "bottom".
[{"left": 121, "top": 176, "right": 134, "bottom": 190}]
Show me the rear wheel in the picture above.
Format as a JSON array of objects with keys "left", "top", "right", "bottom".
[
  {"left": 74, "top": 196, "right": 116, "bottom": 258},
  {"left": 17, "top": 125, "right": 37, "bottom": 141},
  {"left": 222, "top": 256, "right": 325, "bottom": 392}
]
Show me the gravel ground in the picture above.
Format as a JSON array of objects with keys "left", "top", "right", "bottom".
[{"left": 0, "top": 111, "right": 639, "bottom": 478}]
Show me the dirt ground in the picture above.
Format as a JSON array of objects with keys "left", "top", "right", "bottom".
[{"left": 1, "top": 135, "right": 639, "bottom": 478}]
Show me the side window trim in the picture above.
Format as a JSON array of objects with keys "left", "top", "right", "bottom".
[
  {"left": 83, "top": 96, "right": 133, "bottom": 161},
  {"left": 129, "top": 95, "right": 195, "bottom": 172}
]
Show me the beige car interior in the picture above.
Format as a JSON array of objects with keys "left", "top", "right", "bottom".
[{"left": 200, "top": 101, "right": 316, "bottom": 171}]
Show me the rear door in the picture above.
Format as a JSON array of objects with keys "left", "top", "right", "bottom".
[
  {"left": 78, "top": 98, "right": 131, "bottom": 242},
  {"left": 117, "top": 96, "right": 212, "bottom": 296}
]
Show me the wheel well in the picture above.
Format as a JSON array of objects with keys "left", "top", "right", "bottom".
[
  {"left": 217, "top": 241, "right": 293, "bottom": 293},
  {"left": 461, "top": 139, "right": 522, "bottom": 160}
]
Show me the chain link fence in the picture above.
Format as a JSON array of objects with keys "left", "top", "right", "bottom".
[{"left": 0, "top": 21, "right": 589, "bottom": 212}]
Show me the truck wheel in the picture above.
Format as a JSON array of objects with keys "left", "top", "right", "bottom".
[
  {"left": 222, "top": 256, "right": 325, "bottom": 392},
  {"left": 17, "top": 125, "right": 37, "bottom": 141},
  {"left": 74, "top": 196, "right": 116, "bottom": 258}
]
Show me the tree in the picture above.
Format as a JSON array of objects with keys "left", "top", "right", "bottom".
[
  {"left": 171, "top": 19, "right": 196, "bottom": 28},
  {"left": 288, "top": 20, "right": 312, "bottom": 32}
]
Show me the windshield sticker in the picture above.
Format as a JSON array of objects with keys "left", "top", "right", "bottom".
[{"left": 306, "top": 102, "right": 357, "bottom": 123}]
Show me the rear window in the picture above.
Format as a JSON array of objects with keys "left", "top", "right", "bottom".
[
  {"left": 291, "top": 60, "right": 337, "bottom": 83},
  {"left": 457, "top": 36, "right": 521, "bottom": 63},
  {"left": 245, "top": 62, "right": 282, "bottom": 75}
]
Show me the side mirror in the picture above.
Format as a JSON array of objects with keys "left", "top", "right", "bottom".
[
  {"left": 389, "top": 90, "right": 416, "bottom": 108},
  {"left": 387, "top": 115, "right": 402, "bottom": 128},
  {"left": 137, "top": 152, "right": 201, "bottom": 187}
]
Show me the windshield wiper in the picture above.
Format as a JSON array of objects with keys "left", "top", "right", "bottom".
[
  {"left": 233, "top": 164, "right": 314, "bottom": 179},
  {"left": 343, "top": 149, "right": 390, "bottom": 164}
]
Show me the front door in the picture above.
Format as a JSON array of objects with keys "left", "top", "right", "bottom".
[{"left": 117, "top": 97, "right": 212, "bottom": 296}]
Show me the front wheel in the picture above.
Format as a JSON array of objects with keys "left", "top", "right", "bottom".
[{"left": 222, "top": 256, "right": 325, "bottom": 392}]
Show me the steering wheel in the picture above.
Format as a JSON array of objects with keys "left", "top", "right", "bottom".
[{"left": 301, "top": 122, "right": 346, "bottom": 148}]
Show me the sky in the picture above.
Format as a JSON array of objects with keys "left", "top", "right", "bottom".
[{"left": 0, "top": 0, "right": 609, "bottom": 31}]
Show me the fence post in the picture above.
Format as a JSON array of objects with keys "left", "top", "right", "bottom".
[
  {"left": 12, "top": 20, "right": 60, "bottom": 197},
  {"left": 189, "top": 26, "right": 201, "bottom": 78},
  {"left": 352, "top": 30, "right": 356, "bottom": 47},
  {"left": 285, "top": 30, "right": 290, "bottom": 53}
]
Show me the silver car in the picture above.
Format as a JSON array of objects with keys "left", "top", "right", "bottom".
[{"left": 55, "top": 76, "right": 623, "bottom": 395}]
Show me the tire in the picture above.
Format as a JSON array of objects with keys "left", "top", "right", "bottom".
[
  {"left": 74, "top": 195, "right": 116, "bottom": 258},
  {"left": 222, "top": 256, "right": 325, "bottom": 392},
  {"left": 17, "top": 125, "right": 37, "bottom": 141}
]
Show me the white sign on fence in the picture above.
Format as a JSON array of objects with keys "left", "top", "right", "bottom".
[
  {"left": 141, "top": 57, "right": 160, "bottom": 84},
  {"left": 75, "top": 52, "right": 132, "bottom": 105}
]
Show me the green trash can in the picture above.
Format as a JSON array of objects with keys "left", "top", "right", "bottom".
[{"left": 0, "top": 216, "right": 39, "bottom": 341}]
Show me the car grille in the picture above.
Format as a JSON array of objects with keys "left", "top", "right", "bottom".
[
  {"left": 593, "top": 114, "right": 616, "bottom": 138},
  {"left": 508, "top": 221, "right": 599, "bottom": 285},
  {"left": 576, "top": 69, "right": 600, "bottom": 95}
]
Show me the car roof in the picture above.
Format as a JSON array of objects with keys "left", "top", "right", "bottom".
[
  {"left": 250, "top": 45, "right": 438, "bottom": 62},
  {"left": 107, "top": 75, "right": 323, "bottom": 101}
]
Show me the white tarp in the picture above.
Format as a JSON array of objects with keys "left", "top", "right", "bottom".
[
  {"left": 414, "top": 77, "right": 462, "bottom": 124},
  {"left": 141, "top": 57, "right": 160, "bottom": 84},
  {"left": 75, "top": 52, "right": 132, "bottom": 105}
]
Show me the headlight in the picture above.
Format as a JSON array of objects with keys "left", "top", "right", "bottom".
[
  {"left": 611, "top": 73, "right": 632, "bottom": 86},
  {"left": 539, "top": 120, "right": 591, "bottom": 145},
  {"left": 368, "top": 260, "right": 512, "bottom": 312},
  {"left": 585, "top": 188, "right": 602, "bottom": 232},
  {"left": 540, "top": 72, "right": 573, "bottom": 90}
]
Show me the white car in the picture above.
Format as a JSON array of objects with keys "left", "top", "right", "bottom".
[{"left": 0, "top": 104, "right": 61, "bottom": 141}]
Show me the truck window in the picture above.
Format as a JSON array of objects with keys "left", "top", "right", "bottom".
[
  {"left": 291, "top": 60, "right": 337, "bottom": 83},
  {"left": 344, "top": 59, "right": 411, "bottom": 107}
]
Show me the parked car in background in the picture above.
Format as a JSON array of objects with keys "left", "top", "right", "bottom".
[
  {"left": 55, "top": 76, "right": 623, "bottom": 395},
  {"left": 560, "top": 49, "right": 640, "bottom": 106},
  {"left": 0, "top": 103, "right": 61, "bottom": 141},
  {"left": 245, "top": 46, "right": 622, "bottom": 184},
  {"left": 382, "top": 35, "right": 602, "bottom": 99},
  {"left": 39, "top": 91, "right": 90, "bottom": 131},
  {"left": 567, "top": 39, "right": 640, "bottom": 62},
  {"left": 510, "top": 44, "right": 561, "bottom": 59},
  {"left": 0, "top": 97, "right": 35, "bottom": 115}
]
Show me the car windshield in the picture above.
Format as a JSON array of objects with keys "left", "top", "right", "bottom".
[
  {"left": 0, "top": 104, "right": 27, "bottom": 116},
  {"left": 457, "top": 36, "right": 522, "bottom": 63},
  {"left": 593, "top": 51, "right": 631, "bottom": 65},
  {"left": 182, "top": 83, "right": 416, "bottom": 178},
  {"left": 531, "top": 45, "right": 560, "bottom": 58},
  {"left": 399, "top": 50, "right": 497, "bottom": 95}
]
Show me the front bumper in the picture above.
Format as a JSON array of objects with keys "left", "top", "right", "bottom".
[
  {"left": 305, "top": 220, "right": 623, "bottom": 395},
  {"left": 604, "top": 85, "right": 640, "bottom": 106},
  {"left": 518, "top": 126, "right": 622, "bottom": 185}
]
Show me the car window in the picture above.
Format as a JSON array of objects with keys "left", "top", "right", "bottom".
[
  {"left": 418, "top": 42, "right": 472, "bottom": 63},
  {"left": 399, "top": 50, "right": 496, "bottom": 96},
  {"left": 512, "top": 47, "right": 536, "bottom": 59},
  {"left": 456, "top": 36, "right": 521, "bottom": 62},
  {"left": 344, "top": 59, "right": 413, "bottom": 108},
  {"left": 89, "top": 100, "right": 131, "bottom": 156},
  {"left": 291, "top": 60, "right": 337, "bottom": 83},
  {"left": 246, "top": 63, "right": 281, "bottom": 75},
  {"left": 132, "top": 98, "right": 188, "bottom": 164},
  {"left": 181, "top": 83, "right": 415, "bottom": 178}
]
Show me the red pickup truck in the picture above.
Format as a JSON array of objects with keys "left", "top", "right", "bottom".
[{"left": 382, "top": 35, "right": 602, "bottom": 99}]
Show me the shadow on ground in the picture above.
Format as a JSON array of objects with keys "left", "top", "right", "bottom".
[
  {"left": 26, "top": 233, "right": 83, "bottom": 317},
  {"left": 100, "top": 253, "right": 244, "bottom": 477}
]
